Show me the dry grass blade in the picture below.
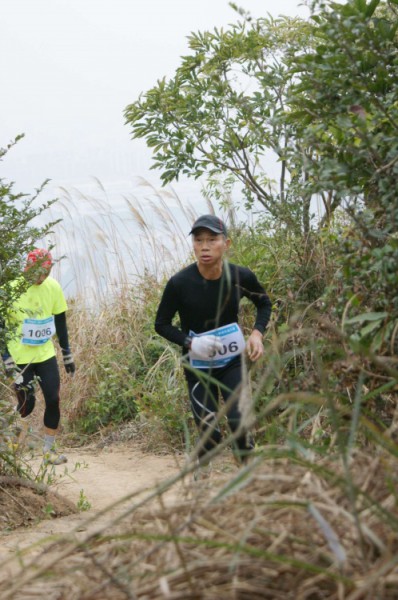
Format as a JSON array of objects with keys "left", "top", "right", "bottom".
[{"left": 1, "top": 452, "right": 397, "bottom": 599}]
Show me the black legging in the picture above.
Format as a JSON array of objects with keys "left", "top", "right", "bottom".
[
  {"left": 15, "top": 356, "right": 61, "bottom": 430},
  {"left": 184, "top": 356, "right": 253, "bottom": 460}
]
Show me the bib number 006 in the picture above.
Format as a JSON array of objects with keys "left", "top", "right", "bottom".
[
  {"left": 209, "top": 340, "right": 239, "bottom": 357},
  {"left": 189, "top": 323, "right": 246, "bottom": 369}
]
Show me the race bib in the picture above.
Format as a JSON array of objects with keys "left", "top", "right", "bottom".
[
  {"left": 189, "top": 322, "right": 246, "bottom": 369},
  {"left": 21, "top": 316, "right": 56, "bottom": 346}
]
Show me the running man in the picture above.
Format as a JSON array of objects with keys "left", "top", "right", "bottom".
[
  {"left": 1, "top": 248, "right": 75, "bottom": 465},
  {"left": 155, "top": 214, "right": 272, "bottom": 468}
]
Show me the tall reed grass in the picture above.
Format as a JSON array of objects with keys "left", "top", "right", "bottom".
[{"left": 41, "top": 178, "right": 217, "bottom": 306}]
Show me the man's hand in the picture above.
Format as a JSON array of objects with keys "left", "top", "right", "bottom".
[
  {"left": 191, "top": 335, "right": 223, "bottom": 359},
  {"left": 246, "top": 330, "right": 264, "bottom": 362},
  {"left": 62, "top": 351, "right": 76, "bottom": 374}
]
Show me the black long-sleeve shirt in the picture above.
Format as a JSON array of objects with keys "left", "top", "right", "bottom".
[
  {"left": 155, "top": 262, "right": 272, "bottom": 350},
  {"left": 54, "top": 312, "right": 70, "bottom": 354}
]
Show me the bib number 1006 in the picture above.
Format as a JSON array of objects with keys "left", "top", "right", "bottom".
[
  {"left": 27, "top": 327, "right": 53, "bottom": 339},
  {"left": 21, "top": 317, "right": 55, "bottom": 345}
]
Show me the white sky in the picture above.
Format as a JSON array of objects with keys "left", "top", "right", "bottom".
[
  {"left": 1, "top": 1, "right": 311, "bottom": 300},
  {"left": 1, "top": 0, "right": 309, "bottom": 199}
]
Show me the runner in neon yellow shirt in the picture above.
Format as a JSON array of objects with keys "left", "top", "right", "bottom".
[{"left": 2, "top": 249, "right": 75, "bottom": 465}]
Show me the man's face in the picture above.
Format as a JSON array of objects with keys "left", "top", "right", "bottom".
[
  {"left": 192, "top": 227, "right": 230, "bottom": 266},
  {"left": 25, "top": 264, "right": 52, "bottom": 285}
]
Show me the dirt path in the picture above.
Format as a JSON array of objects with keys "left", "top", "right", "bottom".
[{"left": 0, "top": 444, "right": 184, "bottom": 572}]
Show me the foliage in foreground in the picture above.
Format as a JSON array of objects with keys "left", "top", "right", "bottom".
[
  {"left": 0, "top": 137, "right": 59, "bottom": 476},
  {"left": 1, "top": 450, "right": 397, "bottom": 599},
  {"left": 0, "top": 137, "right": 58, "bottom": 347}
]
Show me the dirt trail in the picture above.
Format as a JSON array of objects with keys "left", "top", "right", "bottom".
[{"left": 0, "top": 444, "right": 184, "bottom": 571}]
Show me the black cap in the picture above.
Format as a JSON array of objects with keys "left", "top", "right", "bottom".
[{"left": 189, "top": 214, "right": 228, "bottom": 236}]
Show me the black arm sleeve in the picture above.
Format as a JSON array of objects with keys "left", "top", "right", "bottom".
[
  {"left": 154, "top": 279, "right": 186, "bottom": 347},
  {"left": 241, "top": 270, "right": 272, "bottom": 334},
  {"left": 54, "top": 312, "right": 70, "bottom": 353}
]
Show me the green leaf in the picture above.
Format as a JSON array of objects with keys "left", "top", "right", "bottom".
[
  {"left": 345, "top": 312, "right": 388, "bottom": 325},
  {"left": 364, "top": 0, "right": 380, "bottom": 18},
  {"left": 359, "top": 320, "right": 382, "bottom": 337},
  {"left": 363, "top": 380, "right": 397, "bottom": 402},
  {"left": 370, "top": 328, "right": 386, "bottom": 352}
]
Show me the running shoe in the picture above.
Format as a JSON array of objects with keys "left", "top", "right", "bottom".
[{"left": 43, "top": 450, "right": 68, "bottom": 465}]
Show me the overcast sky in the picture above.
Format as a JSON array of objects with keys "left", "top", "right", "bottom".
[
  {"left": 1, "top": 0, "right": 309, "bottom": 201},
  {"left": 1, "top": 1, "right": 311, "bottom": 298}
]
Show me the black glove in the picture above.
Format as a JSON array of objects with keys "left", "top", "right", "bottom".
[{"left": 62, "top": 350, "right": 76, "bottom": 374}]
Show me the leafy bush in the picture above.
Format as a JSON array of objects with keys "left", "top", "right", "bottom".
[
  {"left": 76, "top": 349, "right": 140, "bottom": 434},
  {"left": 0, "top": 137, "right": 59, "bottom": 479},
  {"left": 64, "top": 275, "right": 192, "bottom": 451},
  {"left": 0, "top": 137, "right": 59, "bottom": 346}
]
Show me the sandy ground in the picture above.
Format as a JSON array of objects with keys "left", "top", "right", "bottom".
[{"left": 0, "top": 444, "right": 186, "bottom": 576}]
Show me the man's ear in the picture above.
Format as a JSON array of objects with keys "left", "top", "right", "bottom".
[{"left": 225, "top": 238, "right": 232, "bottom": 250}]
